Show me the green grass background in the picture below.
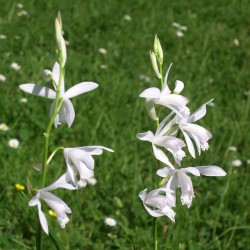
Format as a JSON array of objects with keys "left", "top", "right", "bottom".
[{"left": 0, "top": 0, "right": 249, "bottom": 249}]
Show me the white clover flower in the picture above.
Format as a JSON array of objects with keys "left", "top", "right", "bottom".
[
  {"left": 139, "top": 188, "right": 176, "bottom": 222},
  {"left": 139, "top": 64, "right": 189, "bottom": 117},
  {"left": 87, "top": 177, "right": 97, "bottom": 185},
  {"left": 123, "top": 15, "right": 132, "bottom": 21},
  {"left": 64, "top": 146, "right": 114, "bottom": 188},
  {"left": 157, "top": 165, "right": 226, "bottom": 208},
  {"left": 11, "top": 62, "right": 21, "bottom": 71},
  {"left": 19, "top": 97, "right": 28, "bottom": 103},
  {"left": 29, "top": 173, "right": 76, "bottom": 234},
  {"left": 137, "top": 113, "right": 186, "bottom": 166},
  {"left": 104, "top": 217, "right": 117, "bottom": 227},
  {"left": 0, "top": 123, "right": 9, "bottom": 131},
  {"left": 232, "top": 159, "right": 242, "bottom": 167},
  {"left": 20, "top": 62, "right": 98, "bottom": 127},
  {"left": 0, "top": 74, "right": 6, "bottom": 82},
  {"left": 0, "top": 34, "right": 7, "bottom": 40},
  {"left": 8, "top": 138, "right": 19, "bottom": 148},
  {"left": 176, "top": 30, "right": 184, "bottom": 37},
  {"left": 228, "top": 146, "right": 237, "bottom": 152},
  {"left": 98, "top": 48, "right": 107, "bottom": 54},
  {"left": 233, "top": 38, "right": 239, "bottom": 47}
]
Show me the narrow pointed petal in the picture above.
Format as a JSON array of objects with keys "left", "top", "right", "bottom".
[
  {"left": 152, "top": 145, "right": 174, "bottom": 168},
  {"left": 162, "top": 63, "right": 172, "bottom": 95},
  {"left": 52, "top": 62, "right": 60, "bottom": 85},
  {"left": 188, "top": 99, "right": 214, "bottom": 122},
  {"left": 64, "top": 99, "right": 75, "bottom": 127},
  {"left": 19, "top": 84, "right": 56, "bottom": 99},
  {"left": 157, "top": 167, "right": 176, "bottom": 177},
  {"left": 139, "top": 87, "right": 161, "bottom": 99},
  {"left": 145, "top": 98, "right": 158, "bottom": 121},
  {"left": 37, "top": 202, "right": 49, "bottom": 235},
  {"left": 28, "top": 195, "right": 39, "bottom": 206},
  {"left": 182, "top": 130, "right": 196, "bottom": 158},
  {"left": 159, "top": 94, "right": 189, "bottom": 108},
  {"left": 136, "top": 131, "right": 154, "bottom": 142},
  {"left": 195, "top": 166, "right": 227, "bottom": 176},
  {"left": 79, "top": 146, "right": 114, "bottom": 154},
  {"left": 156, "top": 112, "right": 174, "bottom": 135},
  {"left": 181, "top": 167, "right": 200, "bottom": 176},
  {"left": 64, "top": 82, "right": 99, "bottom": 99}
]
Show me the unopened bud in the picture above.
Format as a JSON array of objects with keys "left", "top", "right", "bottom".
[
  {"left": 145, "top": 98, "right": 158, "bottom": 121},
  {"left": 150, "top": 51, "right": 162, "bottom": 79},
  {"left": 43, "top": 69, "right": 52, "bottom": 82},
  {"left": 173, "top": 80, "right": 184, "bottom": 94},
  {"left": 55, "top": 12, "right": 62, "bottom": 49},
  {"left": 154, "top": 35, "right": 163, "bottom": 64},
  {"left": 60, "top": 35, "right": 67, "bottom": 67}
]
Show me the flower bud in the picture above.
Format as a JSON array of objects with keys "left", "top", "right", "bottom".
[
  {"left": 42, "top": 69, "right": 52, "bottom": 82},
  {"left": 150, "top": 51, "right": 162, "bottom": 79},
  {"left": 154, "top": 35, "right": 163, "bottom": 64},
  {"left": 173, "top": 80, "right": 184, "bottom": 94},
  {"left": 60, "top": 35, "right": 67, "bottom": 67},
  {"left": 55, "top": 12, "right": 62, "bottom": 49}
]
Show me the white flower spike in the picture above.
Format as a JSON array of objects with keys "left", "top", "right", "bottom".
[
  {"left": 28, "top": 173, "right": 76, "bottom": 234},
  {"left": 139, "top": 188, "right": 176, "bottom": 222},
  {"left": 64, "top": 146, "right": 114, "bottom": 188},
  {"left": 157, "top": 165, "right": 226, "bottom": 208},
  {"left": 19, "top": 62, "right": 98, "bottom": 127}
]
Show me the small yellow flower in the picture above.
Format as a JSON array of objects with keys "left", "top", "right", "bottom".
[
  {"left": 15, "top": 183, "right": 25, "bottom": 191},
  {"left": 48, "top": 210, "right": 57, "bottom": 217}
]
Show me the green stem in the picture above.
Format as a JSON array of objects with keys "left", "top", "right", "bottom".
[
  {"left": 37, "top": 49, "right": 64, "bottom": 250},
  {"left": 153, "top": 217, "right": 158, "bottom": 250},
  {"left": 159, "top": 63, "right": 163, "bottom": 89},
  {"left": 47, "top": 146, "right": 65, "bottom": 165}
]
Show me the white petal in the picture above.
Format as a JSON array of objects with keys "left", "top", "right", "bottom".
[
  {"left": 136, "top": 131, "right": 154, "bottom": 142},
  {"left": 52, "top": 62, "right": 60, "bottom": 85},
  {"left": 157, "top": 167, "right": 176, "bottom": 177},
  {"left": 156, "top": 112, "right": 174, "bottom": 135},
  {"left": 64, "top": 82, "right": 99, "bottom": 99},
  {"left": 64, "top": 99, "right": 75, "bottom": 127},
  {"left": 19, "top": 84, "right": 56, "bottom": 99},
  {"left": 159, "top": 94, "right": 188, "bottom": 108},
  {"left": 79, "top": 146, "right": 114, "bottom": 154},
  {"left": 188, "top": 99, "right": 214, "bottom": 122},
  {"left": 182, "top": 130, "right": 196, "bottom": 158},
  {"left": 183, "top": 123, "right": 212, "bottom": 142},
  {"left": 37, "top": 201, "right": 49, "bottom": 235},
  {"left": 181, "top": 167, "right": 200, "bottom": 176},
  {"left": 173, "top": 80, "right": 184, "bottom": 94},
  {"left": 195, "top": 166, "right": 227, "bottom": 176},
  {"left": 152, "top": 145, "right": 174, "bottom": 168},
  {"left": 145, "top": 98, "right": 158, "bottom": 120},
  {"left": 139, "top": 189, "right": 148, "bottom": 201},
  {"left": 162, "top": 63, "right": 172, "bottom": 95},
  {"left": 28, "top": 195, "right": 40, "bottom": 206},
  {"left": 139, "top": 87, "right": 161, "bottom": 99}
]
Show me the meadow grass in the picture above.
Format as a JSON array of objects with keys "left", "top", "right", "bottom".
[{"left": 0, "top": 0, "right": 249, "bottom": 249}]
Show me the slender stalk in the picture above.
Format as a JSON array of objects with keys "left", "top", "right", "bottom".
[
  {"left": 36, "top": 50, "right": 64, "bottom": 250},
  {"left": 153, "top": 217, "right": 158, "bottom": 250}
]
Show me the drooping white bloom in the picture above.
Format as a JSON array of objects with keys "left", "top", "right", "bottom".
[
  {"left": 19, "top": 62, "right": 98, "bottom": 127},
  {"left": 8, "top": 138, "right": 19, "bottom": 148},
  {"left": 157, "top": 165, "right": 226, "bottom": 208},
  {"left": 29, "top": 173, "right": 76, "bottom": 234},
  {"left": 137, "top": 112, "right": 186, "bottom": 167},
  {"left": 104, "top": 217, "right": 117, "bottom": 227},
  {"left": 64, "top": 146, "right": 114, "bottom": 188},
  {"left": 139, "top": 64, "right": 189, "bottom": 117},
  {"left": 139, "top": 188, "right": 176, "bottom": 222}
]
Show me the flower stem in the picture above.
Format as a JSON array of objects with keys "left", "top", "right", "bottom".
[{"left": 153, "top": 217, "right": 158, "bottom": 250}]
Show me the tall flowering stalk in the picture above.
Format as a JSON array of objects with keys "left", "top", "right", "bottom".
[
  {"left": 20, "top": 13, "right": 113, "bottom": 249},
  {"left": 137, "top": 35, "right": 226, "bottom": 249}
]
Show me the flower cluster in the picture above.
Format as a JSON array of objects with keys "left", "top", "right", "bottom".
[
  {"left": 20, "top": 13, "right": 113, "bottom": 235},
  {"left": 138, "top": 36, "right": 226, "bottom": 222}
]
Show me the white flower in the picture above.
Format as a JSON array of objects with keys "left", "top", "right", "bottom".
[
  {"left": 17, "top": 10, "right": 28, "bottom": 16},
  {"left": 11, "top": 62, "right": 21, "bottom": 71},
  {"left": 29, "top": 173, "right": 76, "bottom": 234},
  {"left": 100, "top": 64, "right": 108, "bottom": 69},
  {"left": 137, "top": 113, "right": 186, "bottom": 166},
  {"left": 123, "top": 15, "right": 132, "bottom": 21},
  {"left": 0, "top": 34, "right": 7, "bottom": 40},
  {"left": 233, "top": 38, "right": 239, "bottom": 47},
  {"left": 19, "top": 62, "right": 98, "bottom": 127},
  {"left": 157, "top": 165, "right": 226, "bottom": 208},
  {"left": 139, "top": 64, "right": 189, "bottom": 117},
  {"left": 19, "top": 97, "right": 28, "bottom": 103},
  {"left": 232, "top": 159, "right": 242, "bottom": 167},
  {"left": 104, "top": 217, "right": 117, "bottom": 227},
  {"left": 0, "top": 123, "right": 9, "bottom": 131},
  {"left": 8, "top": 138, "right": 19, "bottom": 148},
  {"left": 98, "top": 48, "right": 107, "bottom": 55},
  {"left": 64, "top": 146, "right": 114, "bottom": 188},
  {"left": 176, "top": 30, "right": 184, "bottom": 37},
  {"left": 228, "top": 146, "right": 237, "bottom": 152},
  {"left": 17, "top": 3, "right": 23, "bottom": 8},
  {"left": 139, "top": 188, "right": 176, "bottom": 222}
]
